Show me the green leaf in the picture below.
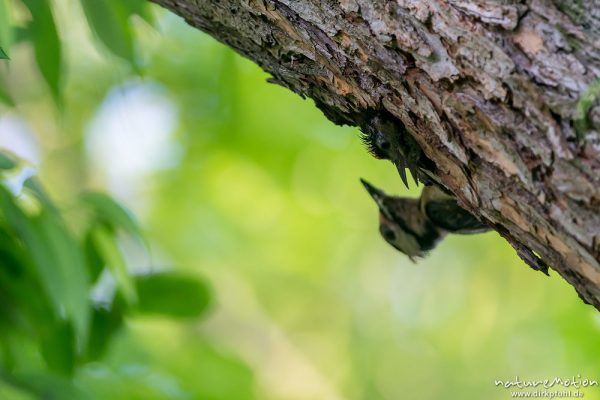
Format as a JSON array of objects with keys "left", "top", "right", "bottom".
[
  {"left": 0, "top": 47, "right": 7, "bottom": 60},
  {"left": 122, "top": 0, "right": 155, "bottom": 26},
  {"left": 135, "top": 272, "right": 212, "bottom": 318},
  {"left": 0, "top": 151, "right": 17, "bottom": 170},
  {"left": 30, "top": 211, "right": 90, "bottom": 344},
  {"left": 90, "top": 225, "right": 137, "bottom": 305},
  {"left": 85, "top": 305, "right": 123, "bottom": 362},
  {"left": 80, "top": 192, "right": 144, "bottom": 240},
  {"left": 23, "top": 177, "right": 58, "bottom": 213},
  {"left": 20, "top": 0, "right": 62, "bottom": 99},
  {"left": 40, "top": 321, "right": 75, "bottom": 376},
  {"left": 0, "top": 227, "right": 31, "bottom": 328},
  {"left": 83, "top": 229, "right": 104, "bottom": 284},
  {"left": 79, "top": 0, "right": 136, "bottom": 63},
  {"left": 0, "top": 0, "right": 12, "bottom": 55},
  {"left": 0, "top": 187, "right": 90, "bottom": 345},
  {"left": 0, "top": 225, "right": 54, "bottom": 335},
  {"left": 0, "top": 79, "right": 13, "bottom": 106},
  {"left": 0, "top": 229, "right": 23, "bottom": 276},
  {"left": 0, "top": 371, "right": 87, "bottom": 400},
  {"left": 12, "top": 26, "right": 29, "bottom": 45}
]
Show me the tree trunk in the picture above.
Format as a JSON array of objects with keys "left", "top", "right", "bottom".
[{"left": 150, "top": 0, "right": 600, "bottom": 309}]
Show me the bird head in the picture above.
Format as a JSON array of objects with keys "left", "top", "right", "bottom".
[
  {"left": 360, "top": 178, "right": 437, "bottom": 261},
  {"left": 360, "top": 116, "right": 420, "bottom": 188}
]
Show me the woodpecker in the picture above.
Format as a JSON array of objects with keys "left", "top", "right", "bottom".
[
  {"left": 361, "top": 179, "right": 490, "bottom": 261},
  {"left": 360, "top": 114, "right": 436, "bottom": 188}
]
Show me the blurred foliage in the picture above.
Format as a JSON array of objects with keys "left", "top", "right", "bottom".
[
  {"left": 0, "top": 151, "right": 213, "bottom": 398},
  {"left": 0, "top": 0, "right": 149, "bottom": 99},
  {"left": 1, "top": 0, "right": 600, "bottom": 399}
]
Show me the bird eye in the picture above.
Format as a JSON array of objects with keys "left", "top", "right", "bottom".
[
  {"left": 382, "top": 227, "right": 396, "bottom": 241},
  {"left": 360, "top": 129, "right": 393, "bottom": 160},
  {"left": 378, "top": 138, "right": 391, "bottom": 151}
]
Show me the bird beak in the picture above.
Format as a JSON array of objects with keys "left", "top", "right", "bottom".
[
  {"left": 395, "top": 160, "right": 410, "bottom": 189},
  {"left": 360, "top": 178, "right": 385, "bottom": 203},
  {"left": 360, "top": 179, "right": 395, "bottom": 221}
]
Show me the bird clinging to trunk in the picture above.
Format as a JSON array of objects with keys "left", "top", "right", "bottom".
[{"left": 361, "top": 179, "right": 490, "bottom": 261}]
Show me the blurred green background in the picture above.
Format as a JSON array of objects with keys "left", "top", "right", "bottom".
[{"left": 0, "top": 1, "right": 599, "bottom": 399}]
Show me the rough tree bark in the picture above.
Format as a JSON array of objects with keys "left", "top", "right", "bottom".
[{"left": 149, "top": 0, "right": 600, "bottom": 308}]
